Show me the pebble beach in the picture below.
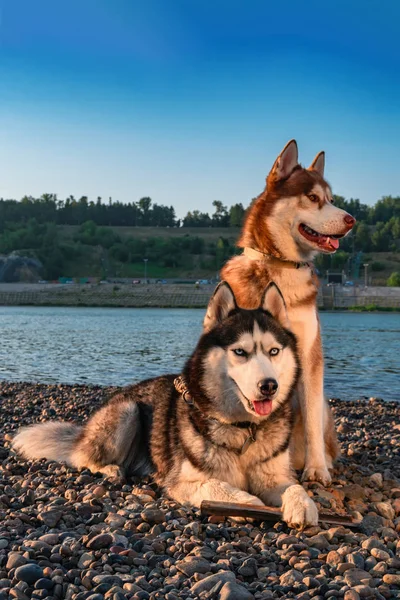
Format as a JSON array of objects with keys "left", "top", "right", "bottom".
[{"left": 0, "top": 382, "right": 399, "bottom": 600}]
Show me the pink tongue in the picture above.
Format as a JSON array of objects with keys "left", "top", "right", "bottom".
[
  {"left": 252, "top": 399, "right": 272, "bottom": 416},
  {"left": 318, "top": 236, "right": 339, "bottom": 250},
  {"left": 329, "top": 238, "right": 340, "bottom": 249}
]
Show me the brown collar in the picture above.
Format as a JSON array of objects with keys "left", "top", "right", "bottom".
[
  {"left": 173, "top": 375, "right": 259, "bottom": 455},
  {"left": 243, "top": 247, "right": 312, "bottom": 270},
  {"left": 174, "top": 375, "right": 194, "bottom": 405}
]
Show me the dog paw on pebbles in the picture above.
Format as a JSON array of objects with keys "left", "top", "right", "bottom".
[
  {"left": 282, "top": 484, "right": 318, "bottom": 528},
  {"left": 302, "top": 464, "right": 332, "bottom": 486}
]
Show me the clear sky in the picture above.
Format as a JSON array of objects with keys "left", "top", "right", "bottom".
[{"left": 0, "top": 0, "right": 399, "bottom": 217}]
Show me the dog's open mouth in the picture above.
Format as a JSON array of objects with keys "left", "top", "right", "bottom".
[
  {"left": 298, "top": 223, "right": 344, "bottom": 253},
  {"left": 233, "top": 379, "right": 275, "bottom": 418},
  {"left": 248, "top": 399, "right": 273, "bottom": 416}
]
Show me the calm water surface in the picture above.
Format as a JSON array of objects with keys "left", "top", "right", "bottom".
[{"left": 0, "top": 307, "right": 398, "bottom": 401}]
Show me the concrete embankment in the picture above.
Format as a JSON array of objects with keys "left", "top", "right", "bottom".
[
  {"left": 0, "top": 283, "right": 212, "bottom": 308},
  {"left": 0, "top": 283, "right": 399, "bottom": 309}
]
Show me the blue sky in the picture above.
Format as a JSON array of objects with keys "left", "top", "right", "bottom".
[{"left": 0, "top": 0, "right": 399, "bottom": 217}]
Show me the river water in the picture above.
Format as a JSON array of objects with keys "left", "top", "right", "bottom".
[{"left": 0, "top": 307, "right": 398, "bottom": 401}]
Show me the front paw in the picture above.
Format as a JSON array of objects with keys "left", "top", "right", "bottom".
[
  {"left": 301, "top": 465, "right": 331, "bottom": 486},
  {"left": 233, "top": 490, "right": 265, "bottom": 507},
  {"left": 101, "top": 464, "right": 125, "bottom": 482},
  {"left": 282, "top": 485, "right": 318, "bottom": 528}
]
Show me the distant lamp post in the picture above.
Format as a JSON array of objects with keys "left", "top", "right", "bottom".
[
  {"left": 363, "top": 263, "right": 369, "bottom": 287},
  {"left": 143, "top": 258, "right": 148, "bottom": 281}
]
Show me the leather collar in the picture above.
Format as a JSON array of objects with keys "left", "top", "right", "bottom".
[
  {"left": 243, "top": 246, "right": 312, "bottom": 270},
  {"left": 173, "top": 375, "right": 259, "bottom": 455}
]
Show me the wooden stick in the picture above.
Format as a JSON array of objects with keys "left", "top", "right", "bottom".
[{"left": 200, "top": 500, "right": 362, "bottom": 529}]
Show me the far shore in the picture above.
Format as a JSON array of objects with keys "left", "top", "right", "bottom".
[{"left": 0, "top": 282, "right": 399, "bottom": 310}]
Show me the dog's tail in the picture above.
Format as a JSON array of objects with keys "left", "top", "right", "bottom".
[{"left": 12, "top": 422, "right": 82, "bottom": 466}]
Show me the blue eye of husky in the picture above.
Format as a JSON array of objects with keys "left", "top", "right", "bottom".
[
  {"left": 232, "top": 348, "right": 247, "bottom": 357},
  {"left": 269, "top": 347, "right": 280, "bottom": 356}
]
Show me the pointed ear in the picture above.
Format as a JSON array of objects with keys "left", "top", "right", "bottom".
[
  {"left": 203, "top": 281, "right": 237, "bottom": 332},
  {"left": 309, "top": 151, "right": 325, "bottom": 176},
  {"left": 269, "top": 139, "right": 299, "bottom": 181},
  {"left": 260, "top": 282, "right": 290, "bottom": 328}
]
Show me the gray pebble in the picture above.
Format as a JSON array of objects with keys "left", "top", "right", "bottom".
[
  {"left": 279, "top": 569, "right": 303, "bottom": 586},
  {"left": 15, "top": 564, "right": 44, "bottom": 585},
  {"left": 238, "top": 558, "right": 258, "bottom": 577},
  {"left": 6, "top": 553, "right": 27, "bottom": 571},
  {"left": 344, "top": 570, "right": 372, "bottom": 587},
  {"left": 86, "top": 534, "right": 113, "bottom": 550}
]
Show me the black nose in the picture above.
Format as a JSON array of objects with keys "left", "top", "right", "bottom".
[{"left": 258, "top": 378, "right": 278, "bottom": 396}]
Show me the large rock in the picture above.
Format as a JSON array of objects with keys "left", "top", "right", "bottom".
[
  {"left": 305, "top": 534, "right": 330, "bottom": 550},
  {"left": 374, "top": 501, "right": 395, "bottom": 520},
  {"left": 218, "top": 581, "right": 254, "bottom": 599},
  {"left": 190, "top": 572, "right": 236, "bottom": 595},
  {"left": 176, "top": 557, "right": 211, "bottom": 577},
  {"left": 140, "top": 508, "right": 166, "bottom": 524},
  {"left": 382, "top": 574, "right": 400, "bottom": 585},
  {"left": 344, "top": 569, "right": 372, "bottom": 587},
  {"left": 87, "top": 533, "right": 113, "bottom": 550},
  {"left": 238, "top": 558, "right": 258, "bottom": 577},
  {"left": 15, "top": 564, "right": 44, "bottom": 585},
  {"left": 6, "top": 553, "right": 27, "bottom": 570},
  {"left": 279, "top": 569, "right": 303, "bottom": 586},
  {"left": 38, "top": 508, "right": 63, "bottom": 528}
]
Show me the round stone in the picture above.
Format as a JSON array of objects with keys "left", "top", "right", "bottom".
[{"left": 15, "top": 564, "right": 44, "bottom": 585}]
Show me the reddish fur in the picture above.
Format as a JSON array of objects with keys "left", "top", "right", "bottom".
[
  {"left": 221, "top": 155, "right": 340, "bottom": 468},
  {"left": 238, "top": 166, "right": 331, "bottom": 257},
  {"left": 221, "top": 259, "right": 318, "bottom": 311}
]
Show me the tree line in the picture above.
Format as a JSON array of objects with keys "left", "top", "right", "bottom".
[
  {"left": 0, "top": 194, "right": 398, "bottom": 249},
  {"left": 0, "top": 193, "right": 398, "bottom": 281},
  {"left": 0, "top": 195, "right": 246, "bottom": 229},
  {"left": 0, "top": 219, "right": 236, "bottom": 280}
]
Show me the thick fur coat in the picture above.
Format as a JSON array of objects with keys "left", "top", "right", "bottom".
[
  {"left": 221, "top": 140, "right": 355, "bottom": 485},
  {"left": 13, "top": 282, "right": 318, "bottom": 528}
]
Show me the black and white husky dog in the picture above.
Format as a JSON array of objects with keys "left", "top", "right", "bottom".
[{"left": 13, "top": 282, "right": 318, "bottom": 527}]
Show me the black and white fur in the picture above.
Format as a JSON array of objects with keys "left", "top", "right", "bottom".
[{"left": 13, "top": 282, "right": 318, "bottom": 527}]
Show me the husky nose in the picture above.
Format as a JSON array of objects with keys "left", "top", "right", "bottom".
[
  {"left": 258, "top": 378, "right": 278, "bottom": 397},
  {"left": 344, "top": 214, "right": 356, "bottom": 229}
]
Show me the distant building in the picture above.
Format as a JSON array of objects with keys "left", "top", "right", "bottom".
[{"left": 326, "top": 271, "right": 345, "bottom": 285}]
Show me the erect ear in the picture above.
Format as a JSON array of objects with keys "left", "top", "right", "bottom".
[
  {"left": 309, "top": 151, "right": 325, "bottom": 177},
  {"left": 203, "top": 281, "right": 237, "bottom": 332},
  {"left": 269, "top": 139, "right": 299, "bottom": 182},
  {"left": 260, "top": 282, "right": 290, "bottom": 328}
]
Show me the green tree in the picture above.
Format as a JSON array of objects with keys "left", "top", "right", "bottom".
[
  {"left": 211, "top": 201, "right": 229, "bottom": 227},
  {"left": 387, "top": 272, "right": 400, "bottom": 287},
  {"left": 229, "top": 203, "right": 245, "bottom": 227},
  {"left": 137, "top": 197, "right": 152, "bottom": 225},
  {"left": 110, "top": 243, "right": 129, "bottom": 262},
  {"left": 182, "top": 210, "right": 212, "bottom": 227},
  {"left": 370, "top": 196, "right": 400, "bottom": 224},
  {"left": 371, "top": 222, "right": 391, "bottom": 251},
  {"left": 354, "top": 222, "right": 371, "bottom": 252}
]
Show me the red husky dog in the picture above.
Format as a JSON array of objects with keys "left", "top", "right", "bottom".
[{"left": 220, "top": 140, "right": 355, "bottom": 484}]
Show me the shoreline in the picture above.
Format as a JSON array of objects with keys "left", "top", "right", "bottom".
[
  {"left": 0, "top": 381, "right": 399, "bottom": 600},
  {"left": 0, "top": 283, "right": 399, "bottom": 311},
  {"left": 0, "top": 302, "right": 399, "bottom": 313}
]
